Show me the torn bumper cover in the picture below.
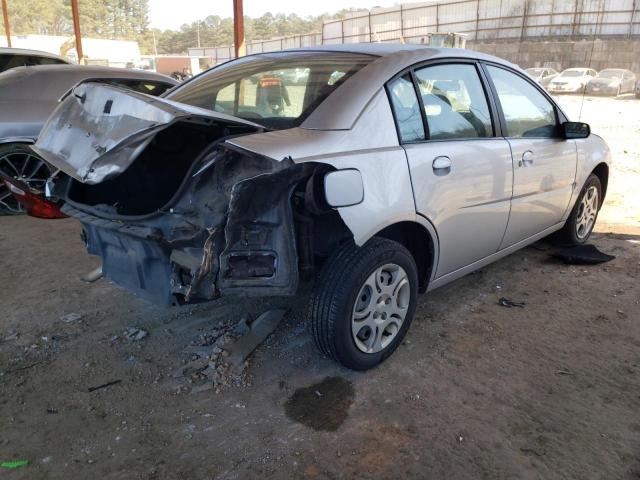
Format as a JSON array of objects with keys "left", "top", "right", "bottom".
[{"left": 35, "top": 82, "right": 330, "bottom": 305}]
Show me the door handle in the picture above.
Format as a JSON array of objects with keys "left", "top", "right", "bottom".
[
  {"left": 432, "top": 156, "right": 451, "bottom": 176},
  {"left": 520, "top": 150, "right": 534, "bottom": 167}
]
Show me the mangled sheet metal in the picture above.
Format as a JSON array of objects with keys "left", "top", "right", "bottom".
[
  {"left": 33, "top": 82, "right": 264, "bottom": 184},
  {"left": 36, "top": 81, "right": 344, "bottom": 306}
]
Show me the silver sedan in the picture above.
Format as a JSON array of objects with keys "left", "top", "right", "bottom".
[{"left": 34, "top": 45, "right": 611, "bottom": 370}]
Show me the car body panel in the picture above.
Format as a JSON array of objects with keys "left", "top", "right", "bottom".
[
  {"left": 499, "top": 138, "right": 577, "bottom": 248},
  {"left": 230, "top": 88, "right": 416, "bottom": 247},
  {"left": 33, "top": 82, "right": 263, "bottom": 184},
  {"left": 404, "top": 139, "right": 513, "bottom": 277}
]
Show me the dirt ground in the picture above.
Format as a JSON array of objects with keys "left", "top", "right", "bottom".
[{"left": 1, "top": 95, "right": 639, "bottom": 480}]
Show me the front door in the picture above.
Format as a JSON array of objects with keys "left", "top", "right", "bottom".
[
  {"left": 484, "top": 65, "right": 577, "bottom": 248},
  {"left": 388, "top": 63, "right": 513, "bottom": 278}
]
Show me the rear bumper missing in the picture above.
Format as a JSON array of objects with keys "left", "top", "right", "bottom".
[{"left": 62, "top": 150, "right": 327, "bottom": 306}]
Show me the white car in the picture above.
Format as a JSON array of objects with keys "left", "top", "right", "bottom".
[
  {"left": 547, "top": 68, "right": 597, "bottom": 93},
  {"left": 34, "top": 45, "right": 611, "bottom": 370}
]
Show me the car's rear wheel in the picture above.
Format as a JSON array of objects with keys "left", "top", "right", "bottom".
[
  {"left": 556, "top": 173, "right": 602, "bottom": 245},
  {"left": 0, "top": 144, "right": 52, "bottom": 215},
  {"left": 310, "top": 237, "right": 418, "bottom": 370}
]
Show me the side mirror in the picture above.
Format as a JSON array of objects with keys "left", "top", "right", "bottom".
[{"left": 562, "top": 121, "right": 590, "bottom": 139}]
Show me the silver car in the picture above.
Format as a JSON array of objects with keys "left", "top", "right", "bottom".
[
  {"left": 35, "top": 45, "right": 611, "bottom": 370},
  {"left": 525, "top": 67, "right": 559, "bottom": 88}
]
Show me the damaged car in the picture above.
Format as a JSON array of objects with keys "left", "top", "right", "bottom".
[{"left": 34, "top": 45, "right": 611, "bottom": 370}]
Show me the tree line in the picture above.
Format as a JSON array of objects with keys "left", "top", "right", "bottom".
[{"left": 1, "top": 0, "right": 366, "bottom": 55}]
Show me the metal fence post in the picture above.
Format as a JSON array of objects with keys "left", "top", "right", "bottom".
[
  {"left": 475, "top": 0, "right": 480, "bottom": 41},
  {"left": 630, "top": 0, "right": 637, "bottom": 38}
]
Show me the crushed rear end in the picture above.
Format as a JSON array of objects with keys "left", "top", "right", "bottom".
[{"left": 36, "top": 83, "right": 332, "bottom": 305}]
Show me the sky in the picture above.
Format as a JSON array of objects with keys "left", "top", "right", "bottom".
[{"left": 148, "top": 0, "right": 400, "bottom": 31}]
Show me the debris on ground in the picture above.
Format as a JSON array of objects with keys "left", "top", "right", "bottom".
[
  {"left": 498, "top": 297, "right": 526, "bottom": 308},
  {"left": 555, "top": 369, "right": 576, "bottom": 376},
  {"left": 1, "top": 460, "right": 28, "bottom": 469},
  {"left": 81, "top": 266, "right": 103, "bottom": 283},
  {"left": 227, "top": 310, "right": 286, "bottom": 371},
  {"left": 123, "top": 327, "right": 148, "bottom": 342},
  {"left": 0, "top": 329, "right": 18, "bottom": 343},
  {"left": 171, "top": 309, "right": 287, "bottom": 394},
  {"left": 88, "top": 379, "right": 122, "bottom": 392},
  {"left": 551, "top": 244, "right": 616, "bottom": 265},
  {"left": 60, "top": 313, "right": 82, "bottom": 323}
]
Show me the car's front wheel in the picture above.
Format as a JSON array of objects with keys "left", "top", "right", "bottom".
[
  {"left": 310, "top": 237, "right": 418, "bottom": 370},
  {"left": 556, "top": 173, "right": 602, "bottom": 245}
]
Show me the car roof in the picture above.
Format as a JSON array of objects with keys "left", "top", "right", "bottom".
[
  {"left": 0, "top": 47, "right": 69, "bottom": 63},
  {"left": 281, "top": 45, "right": 519, "bottom": 130}
]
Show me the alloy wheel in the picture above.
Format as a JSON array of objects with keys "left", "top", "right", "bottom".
[
  {"left": 0, "top": 149, "right": 51, "bottom": 214},
  {"left": 575, "top": 185, "right": 599, "bottom": 240},
  {"left": 351, "top": 263, "right": 411, "bottom": 354}
]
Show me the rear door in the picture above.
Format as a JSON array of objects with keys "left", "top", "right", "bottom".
[
  {"left": 389, "top": 62, "right": 514, "bottom": 278},
  {"left": 483, "top": 64, "right": 577, "bottom": 249}
]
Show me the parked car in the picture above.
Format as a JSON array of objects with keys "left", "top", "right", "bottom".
[
  {"left": 586, "top": 68, "right": 636, "bottom": 96},
  {"left": 0, "top": 64, "right": 178, "bottom": 214},
  {"left": 0, "top": 47, "right": 70, "bottom": 75},
  {"left": 525, "top": 67, "right": 559, "bottom": 88},
  {"left": 34, "top": 45, "right": 610, "bottom": 370},
  {"left": 547, "top": 68, "right": 597, "bottom": 93}
]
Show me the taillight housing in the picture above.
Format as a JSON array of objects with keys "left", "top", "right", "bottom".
[{"left": 1, "top": 175, "right": 68, "bottom": 219}]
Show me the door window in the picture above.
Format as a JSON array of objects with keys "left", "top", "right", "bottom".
[
  {"left": 387, "top": 74, "right": 425, "bottom": 142},
  {"left": 414, "top": 64, "right": 493, "bottom": 140},
  {"left": 486, "top": 65, "right": 557, "bottom": 138}
]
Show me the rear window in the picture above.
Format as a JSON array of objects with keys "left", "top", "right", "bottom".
[
  {"left": 0, "top": 53, "right": 67, "bottom": 73},
  {"left": 167, "top": 52, "right": 375, "bottom": 130}
]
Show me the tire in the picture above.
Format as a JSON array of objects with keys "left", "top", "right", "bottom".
[
  {"left": 0, "top": 143, "right": 52, "bottom": 215},
  {"left": 310, "top": 237, "right": 418, "bottom": 370},
  {"left": 556, "top": 173, "right": 602, "bottom": 245}
]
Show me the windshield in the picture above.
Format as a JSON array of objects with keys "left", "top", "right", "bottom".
[
  {"left": 560, "top": 70, "right": 585, "bottom": 78},
  {"left": 597, "top": 70, "right": 622, "bottom": 79},
  {"left": 167, "top": 51, "right": 376, "bottom": 130}
]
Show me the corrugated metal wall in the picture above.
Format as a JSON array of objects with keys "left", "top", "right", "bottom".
[
  {"left": 190, "top": 0, "right": 639, "bottom": 62},
  {"left": 323, "top": 0, "right": 640, "bottom": 43}
]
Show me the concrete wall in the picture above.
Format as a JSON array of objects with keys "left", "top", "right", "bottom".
[{"left": 469, "top": 38, "right": 640, "bottom": 73}]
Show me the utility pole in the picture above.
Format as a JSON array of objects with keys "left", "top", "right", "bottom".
[
  {"left": 233, "top": 0, "right": 245, "bottom": 57},
  {"left": 1, "top": 0, "right": 11, "bottom": 48},
  {"left": 70, "top": 0, "right": 84, "bottom": 63},
  {"left": 197, "top": 21, "right": 201, "bottom": 48},
  {"left": 152, "top": 29, "right": 158, "bottom": 57}
]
